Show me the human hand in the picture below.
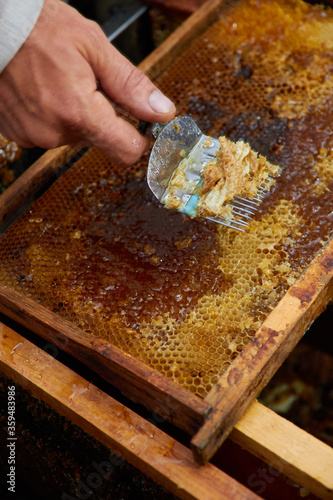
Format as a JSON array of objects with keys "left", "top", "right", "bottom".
[{"left": 0, "top": 0, "right": 176, "bottom": 165}]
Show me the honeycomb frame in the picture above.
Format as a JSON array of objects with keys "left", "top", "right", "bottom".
[{"left": 0, "top": 0, "right": 332, "bottom": 404}]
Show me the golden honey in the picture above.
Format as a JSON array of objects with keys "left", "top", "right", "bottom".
[{"left": 0, "top": 0, "right": 332, "bottom": 397}]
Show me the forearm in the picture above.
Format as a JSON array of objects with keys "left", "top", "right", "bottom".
[{"left": 0, "top": 0, "right": 44, "bottom": 72}]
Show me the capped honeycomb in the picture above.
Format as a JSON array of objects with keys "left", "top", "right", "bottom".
[
  {"left": 0, "top": 0, "right": 332, "bottom": 398},
  {"left": 0, "top": 134, "right": 21, "bottom": 166},
  {"left": 0, "top": 134, "right": 21, "bottom": 190}
]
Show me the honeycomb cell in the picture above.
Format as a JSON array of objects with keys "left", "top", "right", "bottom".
[{"left": 0, "top": 0, "right": 332, "bottom": 397}]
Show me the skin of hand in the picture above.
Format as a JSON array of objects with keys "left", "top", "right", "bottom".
[{"left": 0, "top": 0, "right": 176, "bottom": 165}]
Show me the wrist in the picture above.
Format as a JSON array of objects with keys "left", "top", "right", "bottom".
[{"left": 0, "top": 0, "right": 45, "bottom": 73}]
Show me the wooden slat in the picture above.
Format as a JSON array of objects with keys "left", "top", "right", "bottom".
[
  {"left": 0, "top": 285, "right": 211, "bottom": 435},
  {"left": 0, "top": 323, "right": 259, "bottom": 500},
  {"left": 192, "top": 237, "right": 333, "bottom": 464},
  {"left": 231, "top": 401, "right": 333, "bottom": 500},
  {"left": 0, "top": 144, "right": 81, "bottom": 226},
  {"left": 139, "top": 0, "right": 228, "bottom": 80}
]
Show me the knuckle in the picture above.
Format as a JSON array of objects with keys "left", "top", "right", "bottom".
[
  {"left": 37, "top": 139, "right": 59, "bottom": 150},
  {"left": 117, "top": 139, "right": 147, "bottom": 166},
  {"left": 85, "top": 19, "right": 105, "bottom": 49},
  {"left": 85, "top": 18, "right": 102, "bottom": 34},
  {"left": 22, "top": 120, "right": 64, "bottom": 150},
  {"left": 98, "top": 132, "right": 146, "bottom": 166}
]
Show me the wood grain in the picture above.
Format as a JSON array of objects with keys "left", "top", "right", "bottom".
[
  {"left": 231, "top": 401, "right": 333, "bottom": 500},
  {"left": 0, "top": 0, "right": 332, "bottom": 472},
  {"left": 2, "top": 321, "right": 332, "bottom": 499}
]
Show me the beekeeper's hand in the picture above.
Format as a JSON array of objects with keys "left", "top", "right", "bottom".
[{"left": 0, "top": 0, "right": 176, "bottom": 165}]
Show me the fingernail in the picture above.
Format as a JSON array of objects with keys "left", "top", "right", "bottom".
[{"left": 149, "top": 90, "right": 175, "bottom": 114}]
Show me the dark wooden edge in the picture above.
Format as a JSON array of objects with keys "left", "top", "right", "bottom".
[
  {"left": 191, "top": 237, "right": 333, "bottom": 464},
  {"left": 139, "top": 0, "right": 231, "bottom": 80},
  {"left": 0, "top": 285, "right": 211, "bottom": 435},
  {"left": 0, "top": 144, "right": 84, "bottom": 227}
]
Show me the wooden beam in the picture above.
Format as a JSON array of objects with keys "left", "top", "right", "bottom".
[
  {"left": 231, "top": 401, "right": 333, "bottom": 500},
  {"left": 0, "top": 323, "right": 259, "bottom": 500}
]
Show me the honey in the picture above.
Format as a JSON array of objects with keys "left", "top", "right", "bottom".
[{"left": 0, "top": 0, "right": 332, "bottom": 397}]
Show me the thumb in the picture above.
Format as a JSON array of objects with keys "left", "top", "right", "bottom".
[{"left": 86, "top": 38, "right": 176, "bottom": 123}]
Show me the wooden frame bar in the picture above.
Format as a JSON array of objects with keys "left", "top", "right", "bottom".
[
  {"left": 140, "top": 0, "right": 225, "bottom": 80},
  {"left": 1, "top": 233, "right": 331, "bottom": 459},
  {"left": 0, "top": 144, "right": 81, "bottom": 227},
  {"left": 231, "top": 401, "right": 333, "bottom": 500}
]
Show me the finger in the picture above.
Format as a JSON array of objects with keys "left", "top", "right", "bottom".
[
  {"left": 82, "top": 25, "right": 176, "bottom": 123},
  {"left": 81, "top": 91, "right": 150, "bottom": 165}
]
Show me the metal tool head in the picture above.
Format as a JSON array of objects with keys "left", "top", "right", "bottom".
[
  {"left": 146, "top": 116, "right": 277, "bottom": 232},
  {"left": 147, "top": 116, "right": 204, "bottom": 201}
]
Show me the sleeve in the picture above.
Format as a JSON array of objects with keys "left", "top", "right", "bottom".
[{"left": 0, "top": 0, "right": 45, "bottom": 73}]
